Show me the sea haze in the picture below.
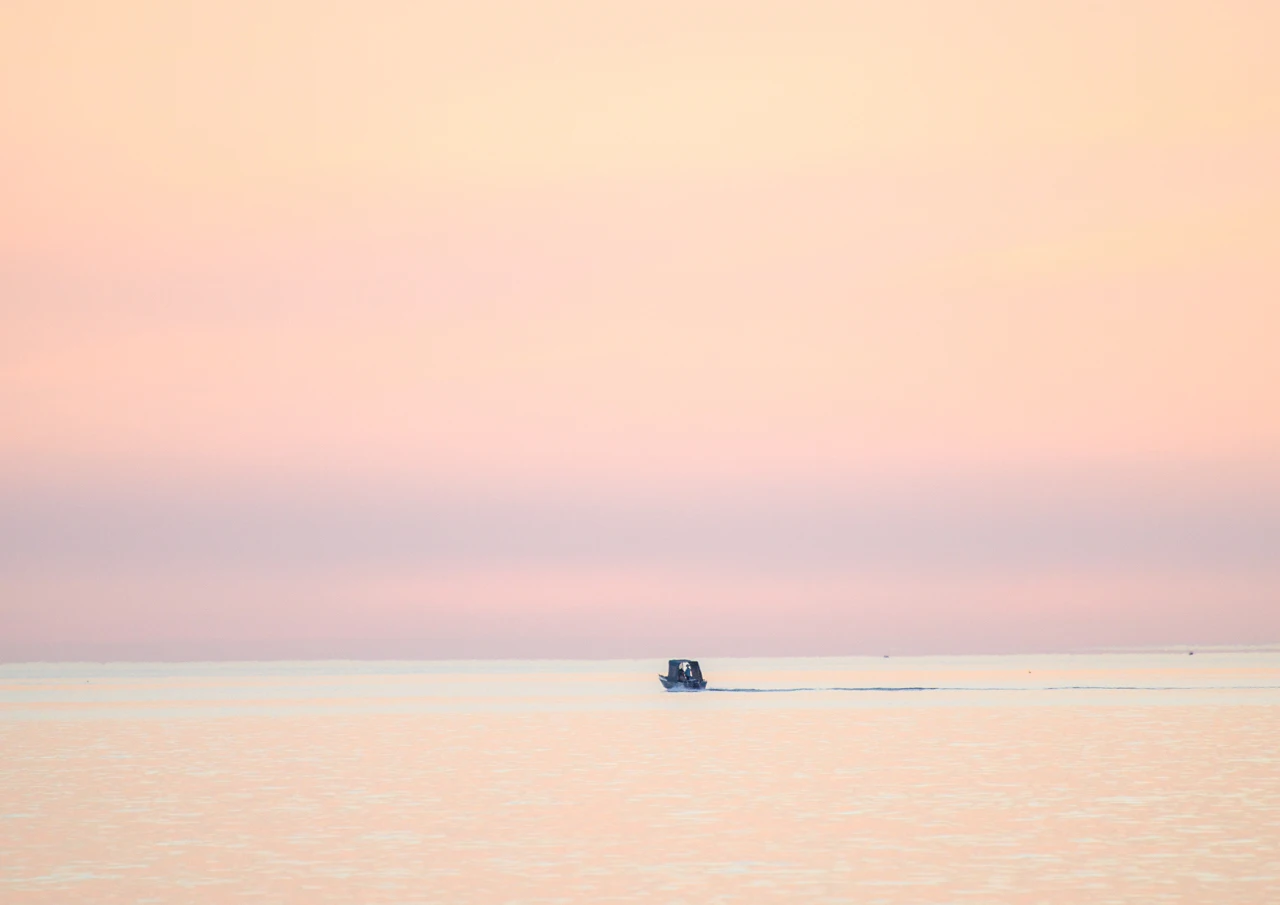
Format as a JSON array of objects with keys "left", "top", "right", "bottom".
[{"left": 2, "top": 651, "right": 1278, "bottom": 903}]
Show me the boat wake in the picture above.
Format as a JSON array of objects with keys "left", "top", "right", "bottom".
[
  {"left": 709, "top": 686, "right": 938, "bottom": 693},
  {"left": 707, "top": 684, "right": 1280, "bottom": 693}
]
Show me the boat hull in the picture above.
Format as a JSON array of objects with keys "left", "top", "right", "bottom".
[{"left": 658, "top": 676, "right": 707, "bottom": 691}]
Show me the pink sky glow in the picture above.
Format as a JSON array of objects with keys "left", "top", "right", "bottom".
[{"left": 2, "top": 1, "right": 1278, "bottom": 659}]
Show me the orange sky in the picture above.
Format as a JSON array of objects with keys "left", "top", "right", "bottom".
[{"left": 1, "top": 1, "right": 1277, "bottom": 658}]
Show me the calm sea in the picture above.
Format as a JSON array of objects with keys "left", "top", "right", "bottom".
[{"left": 3, "top": 652, "right": 1278, "bottom": 903}]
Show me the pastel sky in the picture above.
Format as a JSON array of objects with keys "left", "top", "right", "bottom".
[{"left": 2, "top": 1, "right": 1277, "bottom": 660}]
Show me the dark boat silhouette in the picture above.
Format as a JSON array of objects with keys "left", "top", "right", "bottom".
[{"left": 659, "top": 659, "right": 707, "bottom": 691}]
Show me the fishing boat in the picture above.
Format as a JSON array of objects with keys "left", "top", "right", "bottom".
[{"left": 659, "top": 659, "right": 707, "bottom": 691}]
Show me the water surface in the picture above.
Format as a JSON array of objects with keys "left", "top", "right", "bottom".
[{"left": 3, "top": 652, "right": 1278, "bottom": 903}]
